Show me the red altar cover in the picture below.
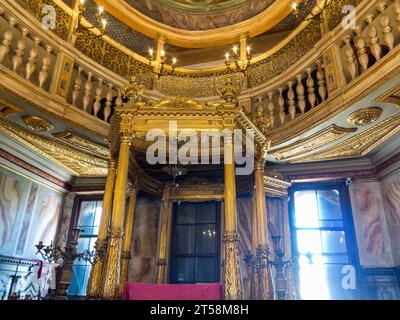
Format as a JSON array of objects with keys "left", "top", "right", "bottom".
[{"left": 121, "top": 282, "right": 222, "bottom": 300}]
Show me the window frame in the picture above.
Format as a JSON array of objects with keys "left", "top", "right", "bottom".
[
  {"left": 67, "top": 194, "right": 103, "bottom": 298},
  {"left": 169, "top": 201, "right": 221, "bottom": 284},
  {"left": 288, "top": 181, "right": 363, "bottom": 300}
]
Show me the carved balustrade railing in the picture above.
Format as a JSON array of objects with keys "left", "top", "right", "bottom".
[
  {"left": 0, "top": 0, "right": 126, "bottom": 126},
  {"left": 248, "top": 0, "right": 400, "bottom": 133},
  {"left": 0, "top": 0, "right": 399, "bottom": 135}
]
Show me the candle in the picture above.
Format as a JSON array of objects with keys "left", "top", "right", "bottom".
[
  {"left": 225, "top": 52, "right": 230, "bottom": 61},
  {"left": 98, "top": 6, "right": 104, "bottom": 14},
  {"left": 149, "top": 48, "right": 154, "bottom": 57},
  {"left": 80, "top": 0, "right": 85, "bottom": 4},
  {"left": 247, "top": 46, "right": 251, "bottom": 55},
  {"left": 160, "top": 49, "right": 165, "bottom": 57},
  {"left": 102, "top": 19, "right": 107, "bottom": 30},
  {"left": 232, "top": 45, "right": 238, "bottom": 55},
  {"left": 291, "top": 2, "right": 298, "bottom": 10},
  {"left": 172, "top": 57, "right": 177, "bottom": 65}
]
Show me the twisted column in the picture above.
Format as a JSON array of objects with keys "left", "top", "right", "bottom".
[
  {"left": 102, "top": 133, "right": 132, "bottom": 299},
  {"left": 87, "top": 156, "right": 116, "bottom": 299},
  {"left": 156, "top": 185, "right": 171, "bottom": 284}
]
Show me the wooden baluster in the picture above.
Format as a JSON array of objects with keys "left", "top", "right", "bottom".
[
  {"left": 12, "top": 28, "right": 29, "bottom": 73},
  {"left": 354, "top": 26, "right": 369, "bottom": 73},
  {"left": 0, "top": 18, "right": 16, "bottom": 64},
  {"left": 116, "top": 89, "right": 123, "bottom": 108},
  {"left": 306, "top": 68, "right": 316, "bottom": 108},
  {"left": 343, "top": 35, "right": 358, "bottom": 81},
  {"left": 104, "top": 83, "right": 113, "bottom": 122},
  {"left": 39, "top": 45, "right": 53, "bottom": 88},
  {"left": 394, "top": 0, "right": 400, "bottom": 32},
  {"left": 377, "top": 2, "right": 394, "bottom": 50},
  {"left": 316, "top": 60, "right": 327, "bottom": 101},
  {"left": 72, "top": 67, "right": 83, "bottom": 107},
  {"left": 287, "top": 81, "right": 296, "bottom": 120},
  {"left": 296, "top": 75, "right": 306, "bottom": 114},
  {"left": 93, "top": 78, "right": 103, "bottom": 117},
  {"left": 267, "top": 92, "right": 275, "bottom": 129},
  {"left": 365, "top": 15, "right": 382, "bottom": 61},
  {"left": 25, "top": 37, "right": 40, "bottom": 81},
  {"left": 278, "top": 87, "right": 285, "bottom": 125},
  {"left": 82, "top": 72, "right": 93, "bottom": 113}
]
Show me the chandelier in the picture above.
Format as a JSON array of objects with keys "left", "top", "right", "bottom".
[
  {"left": 224, "top": 43, "right": 252, "bottom": 75},
  {"left": 74, "top": 0, "right": 107, "bottom": 37},
  {"left": 148, "top": 48, "right": 177, "bottom": 79}
]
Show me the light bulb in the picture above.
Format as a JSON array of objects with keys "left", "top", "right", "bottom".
[
  {"left": 98, "top": 6, "right": 104, "bottom": 14},
  {"left": 292, "top": 2, "right": 298, "bottom": 10}
]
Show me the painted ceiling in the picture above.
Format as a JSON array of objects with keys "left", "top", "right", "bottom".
[{"left": 124, "top": 0, "right": 275, "bottom": 30}]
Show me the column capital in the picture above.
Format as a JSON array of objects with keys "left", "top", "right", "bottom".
[
  {"left": 156, "top": 259, "right": 167, "bottom": 266},
  {"left": 120, "top": 132, "right": 133, "bottom": 145},
  {"left": 107, "top": 228, "right": 124, "bottom": 240},
  {"left": 121, "top": 251, "right": 132, "bottom": 260},
  {"left": 223, "top": 232, "right": 240, "bottom": 243}
]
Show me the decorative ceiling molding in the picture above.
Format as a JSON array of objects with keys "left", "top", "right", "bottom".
[
  {"left": 290, "top": 113, "right": 400, "bottom": 163},
  {"left": 0, "top": 118, "right": 108, "bottom": 176},
  {"left": 375, "top": 84, "right": 400, "bottom": 106},
  {"left": 0, "top": 98, "right": 23, "bottom": 117},
  {"left": 52, "top": 129, "right": 109, "bottom": 158},
  {"left": 270, "top": 125, "right": 357, "bottom": 161},
  {"left": 22, "top": 115, "right": 55, "bottom": 132},
  {"left": 347, "top": 107, "right": 383, "bottom": 126},
  {"left": 91, "top": 0, "right": 295, "bottom": 47}
]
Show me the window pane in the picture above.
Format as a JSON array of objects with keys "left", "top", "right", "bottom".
[
  {"left": 175, "top": 225, "right": 195, "bottom": 254},
  {"left": 319, "top": 220, "right": 343, "bottom": 228},
  {"left": 298, "top": 254, "right": 330, "bottom": 300},
  {"left": 296, "top": 230, "right": 322, "bottom": 254},
  {"left": 323, "top": 254, "right": 349, "bottom": 264},
  {"left": 196, "top": 224, "right": 216, "bottom": 254},
  {"left": 317, "top": 190, "right": 342, "bottom": 222},
  {"left": 197, "top": 202, "right": 216, "bottom": 223},
  {"left": 76, "top": 237, "right": 90, "bottom": 253},
  {"left": 321, "top": 231, "right": 347, "bottom": 253},
  {"left": 196, "top": 257, "right": 215, "bottom": 282},
  {"left": 176, "top": 202, "right": 196, "bottom": 224},
  {"left": 78, "top": 201, "right": 97, "bottom": 227},
  {"left": 294, "top": 191, "right": 319, "bottom": 228},
  {"left": 324, "top": 264, "right": 357, "bottom": 300},
  {"left": 175, "top": 257, "right": 195, "bottom": 282}
]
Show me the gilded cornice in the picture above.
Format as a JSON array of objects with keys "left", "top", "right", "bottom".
[
  {"left": 270, "top": 125, "right": 358, "bottom": 161},
  {"left": 290, "top": 113, "right": 400, "bottom": 163},
  {"left": 0, "top": 118, "right": 108, "bottom": 176},
  {"left": 0, "top": 98, "right": 23, "bottom": 117}
]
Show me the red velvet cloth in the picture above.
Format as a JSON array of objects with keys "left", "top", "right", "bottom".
[{"left": 121, "top": 282, "right": 222, "bottom": 300}]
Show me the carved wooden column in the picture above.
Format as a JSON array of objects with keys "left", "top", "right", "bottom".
[
  {"left": 119, "top": 182, "right": 139, "bottom": 295},
  {"left": 223, "top": 134, "right": 243, "bottom": 300},
  {"left": 250, "top": 191, "right": 259, "bottom": 300},
  {"left": 102, "top": 133, "right": 132, "bottom": 299},
  {"left": 156, "top": 185, "right": 171, "bottom": 284},
  {"left": 87, "top": 155, "right": 116, "bottom": 299},
  {"left": 255, "top": 158, "right": 273, "bottom": 300},
  {"left": 281, "top": 196, "right": 297, "bottom": 300}
]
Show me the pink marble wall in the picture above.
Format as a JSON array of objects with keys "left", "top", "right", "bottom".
[
  {"left": 349, "top": 182, "right": 393, "bottom": 267},
  {"left": 381, "top": 171, "right": 400, "bottom": 265},
  {"left": 0, "top": 167, "right": 64, "bottom": 259},
  {"left": 128, "top": 193, "right": 161, "bottom": 283}
]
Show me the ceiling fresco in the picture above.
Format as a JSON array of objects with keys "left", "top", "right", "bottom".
[{"left": 124, "top": 0, "right": 275, "bottom": 30}]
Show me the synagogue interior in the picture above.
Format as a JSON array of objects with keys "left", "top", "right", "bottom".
[{"left": 0, "top": 0, "right": 400, "bottom": 301}]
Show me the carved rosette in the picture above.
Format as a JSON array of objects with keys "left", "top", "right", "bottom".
[
  {"left": 223, "top": 232, "right": 243, "bottom": 300},
  {"left": 347, "top": 107, "right": 383, "bottom": 126},
  {"left": 22, "top": 115, "right": 54, "bottom": 132}
]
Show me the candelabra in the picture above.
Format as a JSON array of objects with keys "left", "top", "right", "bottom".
[
  {"left": 224, "top": 44, "right": 252, "bottom": 75},
  {"left": 73, "top": 0, "right": 107, "bottom": 38},
  {"left": 244, "top": 235, "right": 291, "bottom": 300},
  {"left": 148, "top": 48, "right": 177, "bottom": 79},
  {"left": 35, "top": 228, "right": 99, "bottom": 300}
]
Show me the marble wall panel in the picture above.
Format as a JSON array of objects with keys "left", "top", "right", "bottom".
[
  {"left": 381, "top": 171, "right": 400, "bottom": 266},
  {"left": 349, "top": 182, "right": 393, "bottom": 267},
  {"left": 128, "top": 193, "right": 161, "bottom": 283}
]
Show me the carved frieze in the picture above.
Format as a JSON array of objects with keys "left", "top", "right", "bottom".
[
  {"left": 270, "top": 125, "right": 357, "bottom": 161},
  {"left": 291, "top": 113, "right": 400, "bottom": 163}
]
